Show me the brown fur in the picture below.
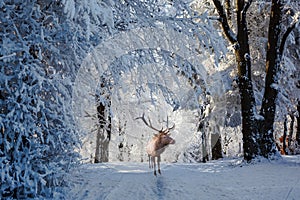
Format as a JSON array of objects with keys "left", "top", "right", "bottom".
[
  {"left": 146, "top": 132, "right": 175, "bottom": 176},
  {"left": 135, "top": 114, "right": 175, "bottom": 175}
]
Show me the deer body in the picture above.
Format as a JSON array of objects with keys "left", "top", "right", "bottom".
[
  {"left": 136, "top": 114, "right": 175, "bottom": 176},
  {"left": 146, "top": 133, "right": 175, "bottom": 175}
]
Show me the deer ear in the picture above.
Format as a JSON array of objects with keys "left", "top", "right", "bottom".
[{"left": 153, "top": 133, "right": 158, "bottom": 137}]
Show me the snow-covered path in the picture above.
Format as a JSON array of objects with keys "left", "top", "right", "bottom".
[{"left": 66, "top": 156, "right": 300, "bottom": 200}]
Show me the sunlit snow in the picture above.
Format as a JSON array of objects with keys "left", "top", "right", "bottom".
[{"left": 66, "top": 156, "right": 300, "bottom": 200}]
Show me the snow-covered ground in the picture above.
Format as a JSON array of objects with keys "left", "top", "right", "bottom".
[{"left": 66, "top": 155, "right": 300, "bottom": 200}]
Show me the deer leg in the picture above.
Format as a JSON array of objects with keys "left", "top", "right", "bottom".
[
  {"left": 157, "top": 155, "right": 161, "bottom": 174},
  {"left": 152, "top": 156, "right": 156, "bottom": 176},
  {"left": 148, "top": 155, "right": 151, "bottom": 168}
]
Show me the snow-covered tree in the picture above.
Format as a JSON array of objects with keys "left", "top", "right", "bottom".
[
  {"left": 0, "top": 1, "right": 81, "bottom": 198},
  {"left": 69, "top": 0, "right": 228, "bottom": 163},
  {"left": 211, "top": 0, "right": 300, "bottom": 161}
]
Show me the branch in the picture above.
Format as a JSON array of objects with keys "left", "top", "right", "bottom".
[
  {"left": 237, "top": 0, "right": 252, "bottom": 33},
  {"left": 241, "top": 0, "right": 253, "bottom": 35},
  {"left": 224, "top": 0, "right": 232, "bottom": 27},
  {"left": 279, "top": 13, "right": 299, "bottom": 57},
  {"left": 212, "top": 0, "right": 237, "bottom": 44},
  {"left": 0, "top": 53, "right": 16, "bottom": 60},
  {"left": 242, "top": 0, "right": 253, "bottom": 14}
]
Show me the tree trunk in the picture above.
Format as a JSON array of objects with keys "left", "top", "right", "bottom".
[
  {"left": 94, "top": 83, "right": 111, "bottom": 163},
  {"left": 95, "top": 128, "right": 109, "bottom": 163},
  {"left": 296, "top": 101, "right": 300, "bottom": 145},
  {"left": 288, "top": 114, "right": 294, "bottom": 148},
  {"left": 211, "top": 133, "right": 223, "bottom": 160},
  {"left": 235, "top": 0, "right": 259, "bottom": 161},
  {"left": 201, "top": 131, "right": 209, "bottom": 163},
  {"left": 212, "top": 0, "right": 259, "bottom": 161},
  {"left": 259, "top": 0, "right": 284, "bottom": 158},
  {"left": 282, "top": 117, "right": 288, "bottom": 155}
]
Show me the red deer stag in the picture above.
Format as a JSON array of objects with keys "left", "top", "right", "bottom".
[{"left": 136, "top": 114, "right": 175, "bottom": 176}]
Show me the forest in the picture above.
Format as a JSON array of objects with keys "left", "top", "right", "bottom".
[{"left": 0, "top": 0, "right": 299, "bottom": 199}]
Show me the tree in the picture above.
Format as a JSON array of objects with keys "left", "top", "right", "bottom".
[
  {"left": 69, "top": 0, "right": 228, "bottom": 163},
  {"left": 94, "top": 81, "right": 111, "bottom": 163},
  {"left": 0, "top": 0, "right": 81, "bottom": 198},
  {"left": 296, "top": 101, "right": 300, "bottom": 145},
  {"left": 211, "top": 0, "right": 299, "bottom": 161}
]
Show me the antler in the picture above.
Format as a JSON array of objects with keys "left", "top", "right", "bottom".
[
  {"left": 135, "top": 114, "right": 175, "bottom": 134},
  {"left": 135, "top": 113, "right": 162, "bottom": 132},
  {"left": 162, "top": 116, "right": 175, "bottom": 134}
]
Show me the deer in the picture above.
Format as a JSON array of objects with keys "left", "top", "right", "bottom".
[{"left": 136, "top": 114, "right": 175, "bottom": 176}]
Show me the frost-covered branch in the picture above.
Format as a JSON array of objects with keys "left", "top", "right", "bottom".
[
  {"left": 279, "top": 12, "right": 300, "bottom": 57},
  {"left": 242, "top": 0, "right": 253, "bottom": 14},
  {"left": 0, "top": 53, "right": 16, "bottom": 60}
]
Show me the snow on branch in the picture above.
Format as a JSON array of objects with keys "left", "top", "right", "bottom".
[
  {"left": 0, "top": 53, "right": 16, "bottom": 60},
  {"left": 279, "top": 12, "right": 300, "bottom": 57},
  {"left": 242, "top": 0, "right": 253, "bottom": 14}
]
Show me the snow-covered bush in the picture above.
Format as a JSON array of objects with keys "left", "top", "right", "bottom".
[{"left": 0, "top": 1, "right": 80, "bottom": 198}]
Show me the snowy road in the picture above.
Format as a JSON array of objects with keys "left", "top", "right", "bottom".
[{"left": 66, "top": 156, "right": 300, "bottom": 200}]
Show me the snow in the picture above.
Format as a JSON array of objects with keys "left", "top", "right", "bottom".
[
  {"left": 2, "top": 0, "right": 299, "bottom": 198},
  {"left": 66, "top": 155, "right": 300, "bottom": 200}
]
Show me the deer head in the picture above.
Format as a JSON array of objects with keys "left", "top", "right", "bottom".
[{"left": 135, "top": 113, "right": 175, "bottom": 176}]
